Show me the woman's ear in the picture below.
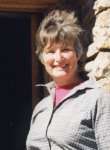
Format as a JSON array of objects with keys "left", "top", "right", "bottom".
[
  {"left": 75, "top": 51, "right": 80, "bottom": 62},
  {"left": 77, "top": 53, "right": 82, "bottom": 61}
]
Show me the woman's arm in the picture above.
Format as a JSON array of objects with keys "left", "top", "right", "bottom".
[{"left": 94, "top": 92, "right": 110, "bottom": 149}]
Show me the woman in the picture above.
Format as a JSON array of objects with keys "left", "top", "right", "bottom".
[{"left": 26, "top": 9, "right": 110, "bottom": 150}]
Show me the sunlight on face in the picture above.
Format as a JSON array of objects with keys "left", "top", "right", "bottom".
[{"left": 42, "top": 42, "right": 79, "bottom": 85}]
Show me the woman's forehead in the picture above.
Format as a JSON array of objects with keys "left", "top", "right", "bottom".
[{"left": 44, "top": 40, "right": 74, "bottom": 50}]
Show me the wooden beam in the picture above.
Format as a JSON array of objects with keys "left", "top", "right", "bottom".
[{"left": 0, "top": 0, "right": 58, "bottom": 12}]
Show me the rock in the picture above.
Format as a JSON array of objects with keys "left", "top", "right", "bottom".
[
  {"left": 93, "top": 26, "right": 110, "bottom": 41},
  {"left": 86, "top": 43, "right": 99, "bottom": 57},
  {"left": 86, "top": 51, "right": 110, "bottom": 91},
  {"left": 87, "top": 37, "right": 110, "bottom": 57},
  {"left": 94, "top": 9, "right": 110, "bottom": 27},
  {"left": 94, "top": 0, "right": 110, "bottom": 14},
  {"left": 93, "top": 52, "right": 110, "bottom": 79},
  {"left": 85, "top": 60, "right": 94, "bottom": 72}
]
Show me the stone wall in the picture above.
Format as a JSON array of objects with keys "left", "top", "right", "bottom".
[{"left": 85, "top": 0, "right": 110, "bottom": 92}]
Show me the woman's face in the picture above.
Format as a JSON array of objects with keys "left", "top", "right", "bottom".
[{"left": 42, "top": 42, "right": 80, "bottom": 85}]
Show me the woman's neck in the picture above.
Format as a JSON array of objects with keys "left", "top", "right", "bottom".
[{"left": 54, "top": 76, "right": 83, "bottom": 88}]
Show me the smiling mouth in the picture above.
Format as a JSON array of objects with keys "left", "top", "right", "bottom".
[{"left": 54, "top": 64, "right": 68, "bottom": 69}]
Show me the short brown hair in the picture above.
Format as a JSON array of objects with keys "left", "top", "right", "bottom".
[{"left": 36, "top": 9, "right": 83, "bottom": 62}]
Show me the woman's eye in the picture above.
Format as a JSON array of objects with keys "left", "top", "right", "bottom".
[
  {"left": 46, "top": 50, "right": 54, "bottom": 54},
  {"left": 63, "top": 49, "right": 68, "bottom": 51},
  {"left": 46, "top": 50, "right": 55, "bottom": 54},
  {"left": 63, "top": 48, "right": 73, "bottom": 52},
  {"left": 62, "top": 49, "right": 69, "bottom": 52}
]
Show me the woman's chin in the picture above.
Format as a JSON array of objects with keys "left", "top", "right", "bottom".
[{"left": 52, "top": 71, "right": 68, "bottom": 79}]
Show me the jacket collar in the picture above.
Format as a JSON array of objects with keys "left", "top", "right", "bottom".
[{"left": 36, "top": 79, "right": 98, "bottom": 96}]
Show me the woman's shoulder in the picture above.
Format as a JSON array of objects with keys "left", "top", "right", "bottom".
[
  {"left": 32, "top": 95, "right": 50, "bottom": 115},
  {"left": 32, "top": 81, "right": 55, "bottom": 117},
  {"left": 80, "top": 79, "right": 110, "bottom": 101},
  {"left": 84, "top": 79, "right": 110, "bottom": 104}
]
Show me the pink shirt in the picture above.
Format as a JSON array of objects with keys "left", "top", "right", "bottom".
[{"left": 54, "top": 84, "right": 75, "bottom": 107}]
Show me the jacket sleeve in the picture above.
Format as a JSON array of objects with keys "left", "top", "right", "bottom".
[{"left": 94, "top": 92, "right": 110, "bottom": 149}]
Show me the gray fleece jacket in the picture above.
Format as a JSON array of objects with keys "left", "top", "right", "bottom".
[{"left": 26, "top": 79, "right": 110, "bottom": 150}]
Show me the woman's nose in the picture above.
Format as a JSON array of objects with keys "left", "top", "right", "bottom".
[{"left": 54, "top": 49, "right": 63, "bottom": 62}]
